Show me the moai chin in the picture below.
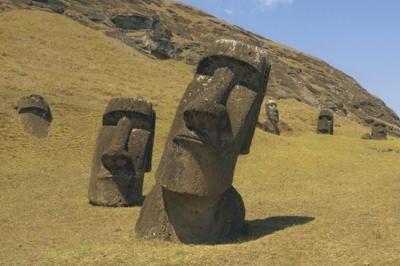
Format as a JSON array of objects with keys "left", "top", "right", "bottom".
[
  {"left": 371, "top": 121, "right": 387, "bottom": 140},
  {"left": 88, "top": 98, "right": 156, "bottom": 207},
  {"left": 262, "top": 100, "right": 280, "bottom": 135},
  {"left": 316, "top": 109, "right": 334, "bottom": 134},
  {"left": 135, "top": 39, "right": 271, "bottom": 244},
  {"left": 16, "top": 94, "right": 53, "bottom": 138}
]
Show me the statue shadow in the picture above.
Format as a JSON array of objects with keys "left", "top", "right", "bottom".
[
  {"left": 88, "top": 195, "right": 146, "bottom": 207},
  {"left": 226, "top": 215, "right": 315, "bottom": 244}
]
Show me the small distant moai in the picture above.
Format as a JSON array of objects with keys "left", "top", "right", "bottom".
[
  {"left": 371, "top": 121, "right": 387, "bottom": 140},
  {"left": 88, "top": 98, "right": 156, "bottom": 207},
  {"left": 316, "top": 109, "right": 334, "bottom": 135},
  {"left": 262, "top": 100, "right": 280, "bottom": 135},
  {"left": 135, "top": 39, "right": 271, "bottom": 244},
  {"left": 16, "top": 94, "right": 53, "bottom": 138}
]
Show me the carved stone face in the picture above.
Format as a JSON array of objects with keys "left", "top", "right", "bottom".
[
  {"left": 88, "top": 98, "right": 155, "bottom": 206},
  {"left": 317, "top": 109, "right": 334, "bottom": 135},
  {"left": 266, "top": 100, "right": 279, "bottom": 122},
  {"left": 156, "top": 40, "right": 270, "bottom": 197},
  {"left": 371, "top": 122, "right": 387, "bottom": 140},
  {"left": 17, "top": 94, "right": 52, "bottom": 138}
]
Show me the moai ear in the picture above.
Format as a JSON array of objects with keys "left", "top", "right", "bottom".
[{"left": 145, "top": 110, "right": 156, "bottom": 172}]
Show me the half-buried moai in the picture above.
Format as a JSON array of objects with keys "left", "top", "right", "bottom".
[
  {"left": 316, "top": 109, "right": 334, "bottom": 135},
  {"left": 88, "top": 98, "right": 155, "bottom": 207},
  {"left": 135, "top": 39, "right": 271, "bottom": 244},
  {"left": 371, "top": 121, "right": 387, "bottom": 140},
  {"left": 262, "top": 100, "right": 280, "bottom": 135},
  {"left": 16, "top": 94, "right": 53, "bottom": 138}
]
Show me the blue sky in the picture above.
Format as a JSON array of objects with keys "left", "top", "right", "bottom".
[{"left": 177, "top": 0, "right": 400, "bottom": 117}]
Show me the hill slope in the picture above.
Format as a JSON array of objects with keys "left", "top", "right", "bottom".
[
  {"left": 1, "top": 9, "right": 400, "bottom": 266},
  {"left": 2, "top": 0, "right": 400, "bottom": 135}
]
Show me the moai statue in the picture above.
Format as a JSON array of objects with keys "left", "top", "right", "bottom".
[
  {"left": 316, "top": 109, "right": 334, "bottom": 134},
  {"left": 371, "top": 121, "right": 387, "bottom": 140},
  {"left": 360, "top": 132, "right": 372, "bottom": 140},
  {"left": 262, "top": 100, "right": 280, "bottom": 135},
  {"left": 88, "top": 98, "right": 156, "bottom": 207},
  {"left": 135, "top": 39, "right": 271, "bottom": 244},
  {"left": 16, "top": 94, "right": 53, "bottom": 138}
]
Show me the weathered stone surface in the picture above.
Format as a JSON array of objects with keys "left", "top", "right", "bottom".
[
  {"left": 135, "top": 39, "right": 271, "bottom": 244},
  {"left": 371, "top": 121, "right": 387, "bottom": 140},
  {"left": 33, "top": 0, "right": 66, "bottom": 14},
  {"left": 16, "top": 94, "right": 52, "bottom": 138},
  {"left": 317, "top": 109, "right": 334, "bottom": 135},
  {"left": 111, "top": 13, "right": 157, "bottom": 31},
  {"left": 262, "top": 100, "right": 280, "bottom": 135},
  {"left": 88, "top": 98, "right": 155, "bottom": 207}
]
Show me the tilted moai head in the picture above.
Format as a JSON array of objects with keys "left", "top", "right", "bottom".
[
  {"left": 371, "top": 121, "right": 387, "bottom": 140},
  {"left": 266, "top": 100, "right": 279, "bottom": 123},
  {"left": 88, "top": 98, "right": 155, "bottom": 206},
  {"left": 317, "top": 109, "right": 334, "bottom": 134},
  {"left": 16, "top": 94, "right": 52, "bottom": 138},
  {"left": 135, "top": 39, "right": 271, "bottom": 244}
]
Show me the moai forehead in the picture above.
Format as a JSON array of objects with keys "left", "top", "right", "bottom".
[
  {"left": 197, "top": 39, "right": 270, "bottom": 87},
  {"left": 318, "top": 109, "right": 334, "bottom": 118},
  {"left": 104, "top": 98, "right": 153, "bottom": 117},
  {"left": 155, "top": 39, "right": 271, "bottom": 196},
  {"left": 373, "top": 122, "right": 386, "bottom": 128},
  {"left": 266, "top": 100, "right": 277, "bottom": 108},
  {"left": 17, "top": 94, "right": 52, "bottom": 120},
  {"left": 18, "top": 94, "right": 49, "bottom": 111},
  {"left": 103, "top": 98, "right": 153, "bottom": 125}
]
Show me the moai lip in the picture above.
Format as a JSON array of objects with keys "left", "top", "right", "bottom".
[
  {"left": 135, "top": 39, "right": 271, "bottom": 244},
  {"left": 88, "top": 98, "right": 156, "bottom": 207}
]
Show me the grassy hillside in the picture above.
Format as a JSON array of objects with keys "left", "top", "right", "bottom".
[{"left": 1, "top": 9, "right": 400, "bottom": 265}]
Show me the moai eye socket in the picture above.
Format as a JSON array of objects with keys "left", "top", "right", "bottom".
[
  {"left": 103, "top": 111, "right": 126, "bottom": 126},
  {"left": 103, "top": 111, "right": 151, "bottom": 129}
]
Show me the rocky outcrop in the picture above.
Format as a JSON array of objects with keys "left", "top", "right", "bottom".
[{"left": 2, "top": 0, "right": 399, "bottom": 134}]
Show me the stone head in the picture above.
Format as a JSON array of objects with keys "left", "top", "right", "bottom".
[
  {"left": 371, "top": 121, "right": 387, "bottom": 140},
  {"left": 17, "top": 94, "right": 52, "bottom": 138},
  {"left": 155, "top": 39, "right": 271, "bottom": 197},
  {"left": 265, "top": 100, "right": 279, "bottom": 122},
  {"left": 88, "top": 98, "right": 155, "bottom": 206},
  {"left": 317, "top": 109, "right": 334, "bottom": 134}
]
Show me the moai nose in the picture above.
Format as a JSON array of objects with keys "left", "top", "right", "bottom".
[
  {"left": 101, "top": 117, "right": 133, "bottom": 170},
  {"left": 183, "top": 66, "right": 236, "bottom": 139}
]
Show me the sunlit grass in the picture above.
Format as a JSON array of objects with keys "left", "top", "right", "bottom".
[{"left": 1, "top": 9, "right": 400, "bottom": 266}]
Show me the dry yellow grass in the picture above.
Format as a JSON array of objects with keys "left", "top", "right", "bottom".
[{"left": 1, "top": 9, "right": 400, "bottom": 266}]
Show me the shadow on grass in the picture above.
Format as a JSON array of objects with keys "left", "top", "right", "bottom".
[
  {"left": 88, "top": 195, "right": 146, "bottom": 207},
  {"left": 225, "top": 216, "right": 315, "bottom": 244}
]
